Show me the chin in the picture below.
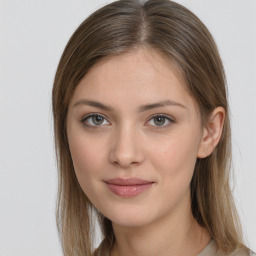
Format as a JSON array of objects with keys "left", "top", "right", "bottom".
[
  {"left": 111, "top": 215, "right": 151, "bottom": 228},
  {"left": 103, "top": 205, "right": 155, "bottom": 228}
]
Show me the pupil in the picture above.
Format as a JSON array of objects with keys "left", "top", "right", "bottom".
[
  {"left": 155, "top": 116, "right": 165, "bottom": 126},
  {"left": 93, "top": 115, "right": 104, "bottom": 125}
]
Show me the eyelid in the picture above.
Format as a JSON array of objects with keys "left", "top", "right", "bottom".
[{"left": 81, "top": 112, "right": 175, "bottom": 129}]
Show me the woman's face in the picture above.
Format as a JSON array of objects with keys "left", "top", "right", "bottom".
[{"left": 66, "top": 48, "right": 205, "bottom": 227}]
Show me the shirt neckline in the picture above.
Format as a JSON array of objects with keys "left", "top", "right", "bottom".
[{"left": 197, "top": 239, "right": 217, "bottom": 256}]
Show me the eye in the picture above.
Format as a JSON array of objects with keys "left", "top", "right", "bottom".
[
  {"left": 81, "top": 113, "right": 174, "bottom": 129},
  {"left": 81, "top": 113, "right": 110, "bottom": 128},
  {"left": 147, "top": 114, "right": 174, "bottom": 130}
]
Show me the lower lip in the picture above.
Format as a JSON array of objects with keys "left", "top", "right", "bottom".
[{"left": 105, "top": 183, "right": 154, "bottom": 198}]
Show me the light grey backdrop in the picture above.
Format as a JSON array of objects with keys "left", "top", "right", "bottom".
[{"left": 0, "top": 0, "right": 255, "bottom": 255}]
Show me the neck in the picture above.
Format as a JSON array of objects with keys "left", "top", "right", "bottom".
[{"left": 110, "top": 200, "right": 211, "bottom": 256}]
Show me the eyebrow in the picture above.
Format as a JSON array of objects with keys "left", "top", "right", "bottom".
[{"left": 72, "top": 99, "right": 186, "bottom": 113}]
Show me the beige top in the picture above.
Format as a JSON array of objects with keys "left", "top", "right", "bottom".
[
  {"left": 197, "top": 239, "right": 253, "bottom": 256},
  {"left": 94, "top": 239, "right": 255, "bottom": 256}
]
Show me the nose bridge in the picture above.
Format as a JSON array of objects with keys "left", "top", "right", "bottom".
[{"left": 109, "top": 121, "right": 144, "bottom": 167}]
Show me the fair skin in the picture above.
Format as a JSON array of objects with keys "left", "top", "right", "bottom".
[{"left": 66, "top": 48, "right": 225, "bottom": 256}]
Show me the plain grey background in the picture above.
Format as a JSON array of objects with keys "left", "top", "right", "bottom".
[{"left": 0, "top": 0, "right": 255, "bottom": 255}]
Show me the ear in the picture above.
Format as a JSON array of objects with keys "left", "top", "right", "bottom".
[{"left": 197, "top": 106, "right": 225, "bottom": 158}]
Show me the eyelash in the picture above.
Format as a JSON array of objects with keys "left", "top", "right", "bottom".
[{"left": 80, "top": 113, "right": 175, "bottom": 130}]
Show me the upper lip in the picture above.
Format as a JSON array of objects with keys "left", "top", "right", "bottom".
[{"left": 105, "top": 177, "right": 154, "bottom": 186}]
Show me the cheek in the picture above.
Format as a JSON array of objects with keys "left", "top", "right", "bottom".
[
  {"left": 68, "top": 133, "right": 105, "bottom": 190},
  {"left": 152, "top": 131, "right": 199, "bottom": 167},
  {"left": 149, "top": 129, "right": 200, "bottom": 188},
  {"left": 143, "top": 130, "right": 201, "bottom": 216}
]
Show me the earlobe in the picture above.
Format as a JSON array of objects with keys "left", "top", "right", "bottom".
[{"left": 197, "top": 107, "right": 225, "bottom": 158}]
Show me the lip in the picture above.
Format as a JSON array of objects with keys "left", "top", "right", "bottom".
[{"left": 105, "top": 177, "right": 155, "bottom": 198}]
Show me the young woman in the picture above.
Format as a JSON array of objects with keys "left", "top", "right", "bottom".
[{"left": 51, "top": 0, "right": 255, "bottom": 255}]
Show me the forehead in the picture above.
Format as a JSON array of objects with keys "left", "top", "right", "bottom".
[
  {"left": 86, "top": 47, "right": 185, "bottom": 89},
  {"left": 69, "top": 48, "right": 199, "bottom": 116}
]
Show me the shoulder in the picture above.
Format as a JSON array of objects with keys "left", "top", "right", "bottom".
[
  {"left": 249, "top": 251, "right": 256, "bottom": 256},
  {"left": 198, "top": 239, "right": 255, "bottom": 256},
  {"left": 221, "top": 246, "right": 256, "bottom": 256},
  {"left": 228, "top": 249, "right": 256, "bottom": 256}
]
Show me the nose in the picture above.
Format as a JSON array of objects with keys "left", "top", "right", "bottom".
[{"left": 109, "top": 125, "right": 144, "bottom": 169}]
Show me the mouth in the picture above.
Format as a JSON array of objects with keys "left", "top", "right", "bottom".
[{"left": 104, "top": 177, "right": 155, "bottom": 198}]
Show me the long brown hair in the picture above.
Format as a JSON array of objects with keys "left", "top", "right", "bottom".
[{"left": 52, "top": 0, "right": 249, "bottom": 255}]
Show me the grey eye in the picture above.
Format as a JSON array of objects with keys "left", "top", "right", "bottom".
[
  {"left": 82, "top": 114, "right": 110, "bottom": 127},
  {"left": 153, "top": 116, "right": 166, "bottom": 126}
]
